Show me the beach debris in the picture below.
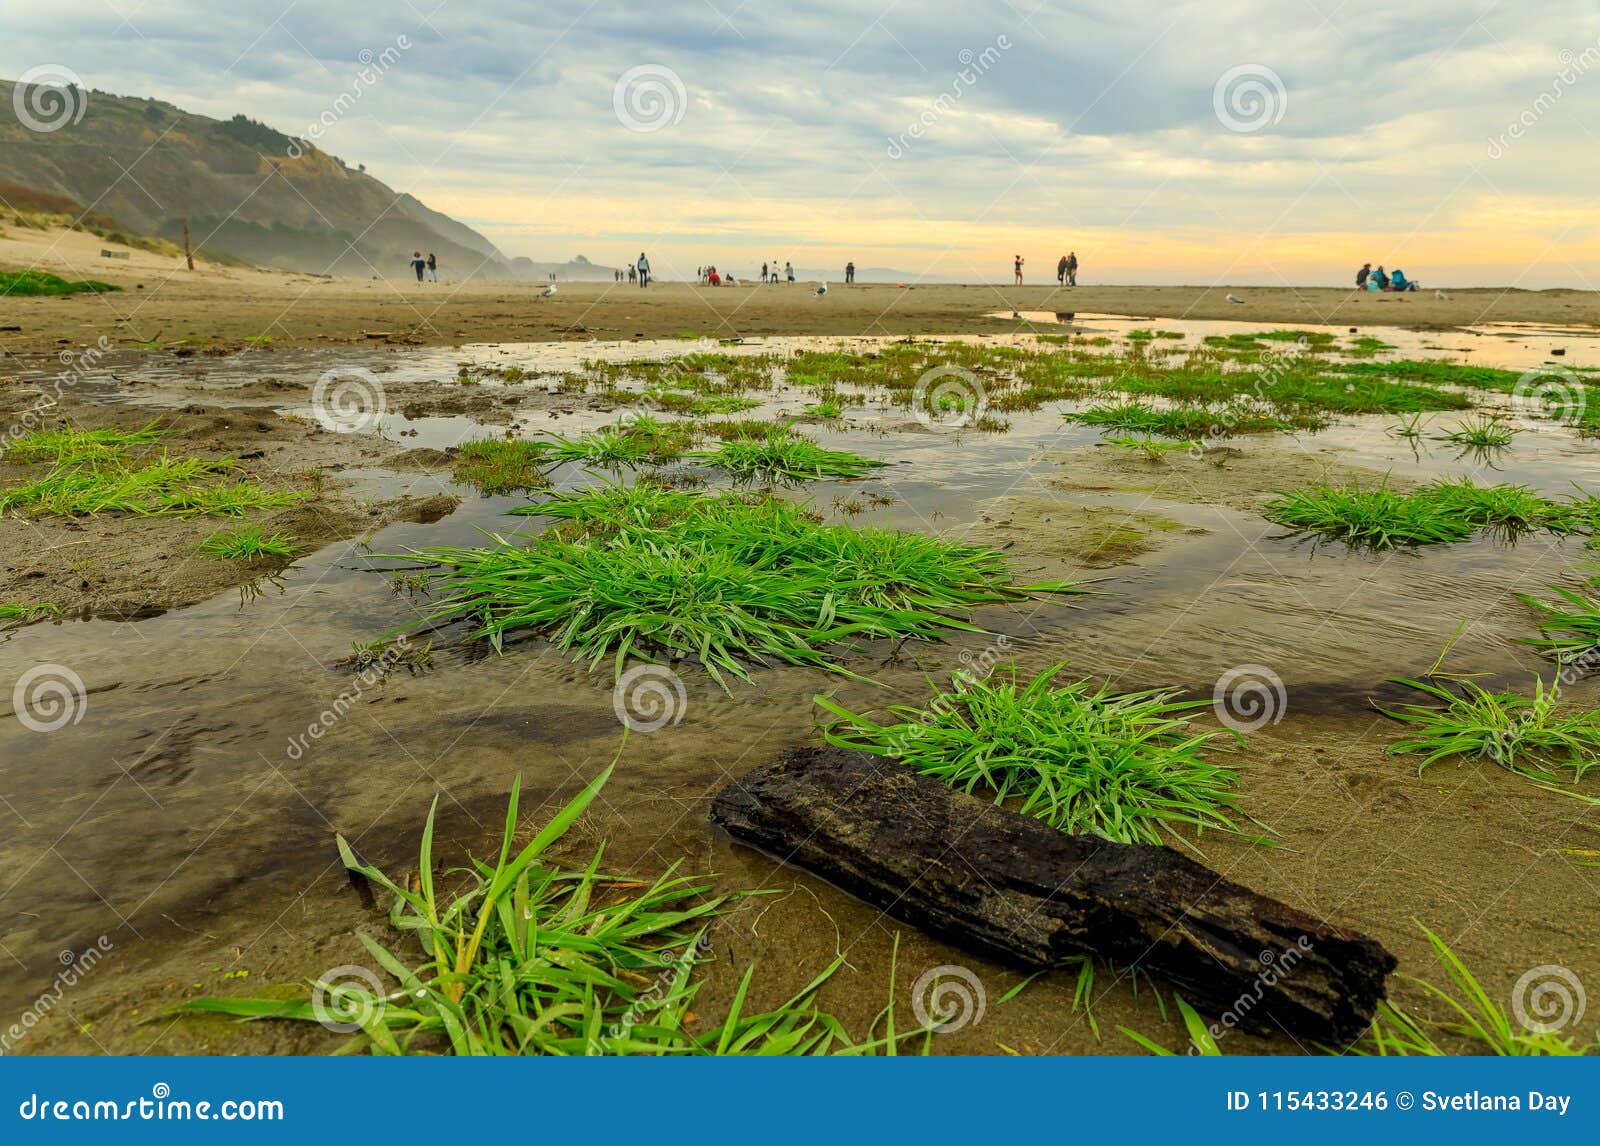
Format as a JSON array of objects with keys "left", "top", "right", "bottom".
[
  {"left": 1434, "top": 290, "right": 1451, "bottom": 300},
  {"left": 1225, "top": 293, "right": 1245, "bottom": 304},
  {"left": 711, "top": 746, "right": 1396, "bottom": 1043},
  {"left": 1551, "top": 348, "right": 1566, "bottom": 356}
]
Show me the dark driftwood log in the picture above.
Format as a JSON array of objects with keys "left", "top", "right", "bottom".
[{"left": 710, "top": 746, "right": 1396, "bottom": 1044}]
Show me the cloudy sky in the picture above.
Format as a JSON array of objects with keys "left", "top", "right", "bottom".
[{"left": 5, "top": 0, "right": 1600, "bottom": 285}]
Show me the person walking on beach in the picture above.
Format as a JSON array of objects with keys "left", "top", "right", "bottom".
[
  {"left": 1066, "top": 251, "right": 1078, "bottom": 286},
  {"left": 1056, "top": 254, "right": 1067, "bottom": 285},
  {"left": 785, "top": 261, "right": 795, "bottom": 283},
  {"left": 409, "top": 250, "right": 427, "bottom": 282},
  {"left": 761, "top": 261, "right": 769, "bottom": 283},
  {"left": 1013, "top": 255, "right": 1025, "bottom": 285},
  {"left": 425, "top": 252, "right": 438, "bottom": 282},
  {"left": 637, "top": 252, "right": 650, "bottom": 287},
  {"left": 845, "top": 261, "right": 855, "bottom": 284}
]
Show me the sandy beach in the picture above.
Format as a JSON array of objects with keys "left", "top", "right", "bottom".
[{"left": 3, "top": 227, "right": 1597, "bottom": 355}]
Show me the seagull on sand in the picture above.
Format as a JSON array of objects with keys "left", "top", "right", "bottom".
[
  {"left": 539, "top": 284, "right": 557, "bottom": 298},
  {"left": 1225, "top": 293, "right": 1245, "bottom": 304},
  {"left": 814, "top": 282, "right": 828, "bottom": 297},
  {"left": 1434, "top": 289, "right": 1451, "bottom": 301}
]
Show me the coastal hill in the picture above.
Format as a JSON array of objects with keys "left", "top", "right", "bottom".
[{"left": 0, "top": 78, "right": 528, "bottom": 280}]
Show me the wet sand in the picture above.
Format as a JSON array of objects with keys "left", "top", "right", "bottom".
[{"left": 2, "top": 318, "right": 1598, "bottom": 1057}]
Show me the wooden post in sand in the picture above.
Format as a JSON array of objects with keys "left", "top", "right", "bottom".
[{"left": 181, "top": 217, "right": 194, "bottom": 270}]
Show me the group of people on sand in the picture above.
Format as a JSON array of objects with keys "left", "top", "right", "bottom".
[
  {"left": 1355, "top": 262, "right": 1418, "bottom": 292},
  {"left": 1011, "top": 252, "right": 1080, "bottom": 286},
  {"left": 407, "top": 251, "right": 440, "bottom": 282},
  {"left": 609, "top": 254, "right": 652, "bottom": 284}
]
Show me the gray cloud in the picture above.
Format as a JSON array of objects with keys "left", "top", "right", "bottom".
[{"left": 4, "top": 0, "right": 1597, "bottom": 283}]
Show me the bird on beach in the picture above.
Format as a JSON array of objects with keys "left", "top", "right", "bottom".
[
  {"left": 814, "top": 282, "right": 828, "bottom": 297},
  {"left": 1434, "top": 290, "right": 1451, "bottom": 301},
  {"left": 1225, "top": 293, "right": 1245, "bottom": 304},
  {"left": 540, "top": 284, "right": 557, "bottom": 298}
]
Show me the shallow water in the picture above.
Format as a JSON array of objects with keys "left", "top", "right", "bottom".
[
  {"left": 999, "top": 311, "right": 1599, "bottom": 372},
  {"left": 3, "top": 320, "right": 1598, "bottom": 1055}
]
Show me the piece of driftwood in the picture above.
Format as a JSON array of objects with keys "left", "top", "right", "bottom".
[{"left": 711, "top": 746, "right": 1395, "bottom": 1044}]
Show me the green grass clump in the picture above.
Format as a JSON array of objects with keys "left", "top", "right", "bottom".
[
  {"left": 1360, "top": 925, "right": 1599, "bottom": 1056},
  {"left": 645, "top": 389, "right": 763, "bottom": 416},
  {"left": 0, "top": 270, "right": 120, "bottom": 297},
  {"left": 402, "top": 485, "right": 1076, "bottom": 686},
  {"left": 2, "top": 422, "right": 170, "bottom": 464},
  {"left": 816, "top": 664, "right": 1248, "bottom": 847},
  {"left": 691, "top": 426, "right": 886, "bottom": 483},
  {"left": 1265, "top": 477, "right": 1587, "bottom": 548},
  {"left": 452, "top": 440, "right": 556, "bottom": 494},
  {"left": 174, "top": 769, "right": 926, "bottom": 1055},
  {"left": 1201, "top": 333, "right": 1265, "bottom": 350},
  {"left": 1389, "top": 412, "right": 1428, "bottom": 439},
  {"left": 1258, "top": 329, "right": 1335, "bottom": 345},
  {"left": 1379, "top": 672, "right": 1600, "bottom": 781},
  {"left": 1431, "top": 414, "right": 1519, "bottom": 448},
  {"left": 524, "top": 417, "right": 695, "bottom": 469},
  {"left": 1518, "top": 570, "right": 1600, "bottom": 666},
  {"left": 199, "top": 525, "right": 299, "bottom": 561},
  {"left": 1346, "top": 336, "right": 1396, "bottom": 357},
  {"left": 0, "top": 456, "right": 305, "bottom": 517},
  {"left": 1101, "top": 435, "right": 1192, "bottom": 461},
  {"left": 1268, "top": 374, "right": 1470, "bottom": 415},
  {"left": 0, "top": 602, "right": 61, "bottom": 628},
  {"left": 1064, "top": 401, "right": 1297, "bottom": 439},
  {"left": 1332, "top": 360, "right": 1524, "bottom": 392}
]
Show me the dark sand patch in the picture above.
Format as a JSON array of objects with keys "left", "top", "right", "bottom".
[
  {"left": 975, "top": 495, "right": 1196, "bottom": 567},
  {"left": 1037, "top": 441, "right": 1418, "bottom": 514}
]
